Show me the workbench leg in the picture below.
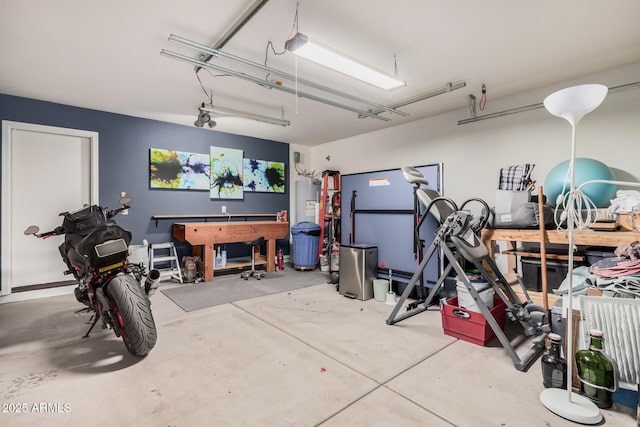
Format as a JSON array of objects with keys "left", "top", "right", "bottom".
[
  {"left": 265, "top": 239, "right": 276, "bottom": 272},
  {"left": 194, "top": 244, "right": 215, "bottom": 282}
]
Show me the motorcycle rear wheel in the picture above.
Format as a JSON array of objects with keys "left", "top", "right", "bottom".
[{"left": 106, "top": 275, "right": 157, "bottom": 357}]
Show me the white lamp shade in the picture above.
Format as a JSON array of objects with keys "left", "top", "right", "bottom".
[{"left": 543, "top": 84, "right": 608, "bottom": 126}]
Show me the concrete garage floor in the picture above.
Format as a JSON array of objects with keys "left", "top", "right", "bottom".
[{"left": 0, "top": 274, "right": 635, "bottom": 427}]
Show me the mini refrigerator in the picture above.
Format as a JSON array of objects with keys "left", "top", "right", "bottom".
[{"left": 338, "top": 244, "right": 378, "bottom": 300}]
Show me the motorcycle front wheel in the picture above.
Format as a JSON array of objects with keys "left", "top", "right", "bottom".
[{"left": 106, "top": 275, "right": 157, "bottom": 357}]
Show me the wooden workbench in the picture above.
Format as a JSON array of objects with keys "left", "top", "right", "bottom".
[
  {"left": 173, "top": 221, "right": 289, "bottom": 282},
  {"left": 481, "top": 228, "right": 640, "bottom": 307}
]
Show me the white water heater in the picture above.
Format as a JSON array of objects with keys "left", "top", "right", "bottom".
[{"left": 295, "top": 178, "right": 321, "bottom": 224}]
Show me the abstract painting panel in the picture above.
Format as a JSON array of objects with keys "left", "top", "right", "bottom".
[
  {"left": 243, "top": 159, "right": 286, "bottom": 193},
  {"left": 149, "top": 148, "right": 210, "bottom": 190},
  {"left": 210, "top": 146, "right": 244, "bottom": 199}
]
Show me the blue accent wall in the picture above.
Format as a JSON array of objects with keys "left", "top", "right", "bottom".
[{"left": 0, "top": 93, "right": 290, "bottom": 263}]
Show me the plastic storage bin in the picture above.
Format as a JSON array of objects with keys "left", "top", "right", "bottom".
[
  {"left": 291, "top": 221, "right": 321, "bottom": 269},
  {"left": 521, "top": 257, "right": 571, "bottom": 292},
  {"left": 441, "top": 296, "right": 507, "bottom": 346},
  {"left": 584, "top": 247, "right": 617, "bottom": 266}
]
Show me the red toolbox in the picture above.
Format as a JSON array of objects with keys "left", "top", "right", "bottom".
[{"left": 441, "top": 296, "right": 507, "bottom": 346}]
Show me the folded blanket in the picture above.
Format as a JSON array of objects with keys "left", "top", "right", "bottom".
[
  {"left": 608, "top": 189, "right": 640, "bottom": 214},
  {"left": 499, "top": 164, "right": 531, "bottom": 191},
  {"left": 589, "top": 257, "right": 640, "bottom": 278}
]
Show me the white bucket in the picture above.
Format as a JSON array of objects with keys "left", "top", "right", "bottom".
[
  {"left": 456, "top": 280, "right": 494, "bottom": 312},
  {"left": 373, "top": 279, "right": 389, "bottom": 302}
]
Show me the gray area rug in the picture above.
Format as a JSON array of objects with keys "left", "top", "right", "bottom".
[{"left": 161, "top": 269, "right": 331, "bottom": 312}]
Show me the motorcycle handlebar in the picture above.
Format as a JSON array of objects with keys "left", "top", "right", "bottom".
[
  {"left": 39, "top": 226, "right": 66, "bottom": 238},
  {"left": 106, "top": 204, "right": 130, "bottom": 219},
  {"left": 33, "top": 200, "right": 132, "bottom": 237}
]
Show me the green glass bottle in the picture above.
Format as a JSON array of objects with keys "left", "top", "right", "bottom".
[{"left": 575, "top": 329, "right": 618, "bottom": 409}]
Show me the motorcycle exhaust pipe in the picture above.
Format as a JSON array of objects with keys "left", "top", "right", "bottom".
[{"left": 145, "top": 269, "right": 161, "bottom": 296}]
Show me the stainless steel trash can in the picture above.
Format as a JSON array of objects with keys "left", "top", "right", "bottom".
[{"left": 338, "top": 244, "right": 378, "bottom": 300}]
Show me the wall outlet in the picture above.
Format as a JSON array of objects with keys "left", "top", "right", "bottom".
[
  {"left": 221, "top": 205, "right": 227, "bottom": 214},
  {"left": 294, "top": 151, "right": 301, "bottom": 164}
]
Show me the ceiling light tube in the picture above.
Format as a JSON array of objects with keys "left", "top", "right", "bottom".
[
  {"left": 284, "top": 32, "right": 406, "bottom": 91},
  {"left": 201, "top": 105, "right": 291, "bottom": 127}
]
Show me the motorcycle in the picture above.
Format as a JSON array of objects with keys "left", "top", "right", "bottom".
[{"left": 24, "top": 197, "right": 160, "bottom": 357}]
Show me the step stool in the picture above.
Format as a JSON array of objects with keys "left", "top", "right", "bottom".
[{"left": 149, "top": 242, "right": 183, "bottom": 284}]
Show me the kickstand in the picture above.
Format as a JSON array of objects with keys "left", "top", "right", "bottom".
[
  {"left": 82, "top": 313, "right": 100, "bottom": 338},
  {"left": 74, "top": 307, "right": 92, "bottom": 316}
]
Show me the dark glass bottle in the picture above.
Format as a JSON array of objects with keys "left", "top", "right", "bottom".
[
  {"left": 541, "top": 333, "right": 567, "bottom": 389},
  {"left": 575, "top": 329, "right": 618, "bottom": 409}
]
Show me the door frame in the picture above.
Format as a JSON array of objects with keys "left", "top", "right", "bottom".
[{"left": 1, "top": 121, "right": 99, "bottom": 296}]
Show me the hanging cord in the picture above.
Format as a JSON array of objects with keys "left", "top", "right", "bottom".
[
  {"left": 264, "top": 0, "right": 299, "bottom": 70},
  {"left": 291, "top": 1, "right": 300, "bottom": 113},
  {"left": 553, "top": 165, "right": 598, "bottom": 232},
  {"left": 290, "top": 1, "right": 300, "bottom": 37},
  {"left": 196, "top": 70, "right": 214, "bottom": 105},
  {"left": 394, "top": 53, "right": 399, "bottom": 77},
  {"left": 294, "top": 55, "right": 299, "bottom": 113},
  {"left": 263, "top": 41, "right": 286, "bottom": 83},
  {"left": 479, "top": 83, "right": 487, "bottom": 111},
  {"left": 262, "top": 1, "right": 301, "bottom": 110}
]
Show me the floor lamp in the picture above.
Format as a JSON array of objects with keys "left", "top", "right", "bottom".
[{"left": 539, "top": 83, "right": 608, "bottom": 424}]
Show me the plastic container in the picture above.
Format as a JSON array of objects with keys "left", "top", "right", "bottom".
[
  {"left": 373, "top": 279, "right": 389, "bottom": 302},
  {"left": 214, "top": 247, "right": 227, "bottom": 268},
  {"left": 584, "top": 247, "right": 617, "bottom": 266},
  {"left": 441, "top": 296, "right": 507, "bottom": 346},
  {"left": 521, "top": 257, "right": 570, "bottom": 292},
  {"left": 456, "top": 279, "right": 494, "bottom": 312},
  {"left": 291, "top": 221, "right": 321, "bottom": 269}
]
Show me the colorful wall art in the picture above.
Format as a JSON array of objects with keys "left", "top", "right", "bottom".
[
  {"left": 243, "top": 159, "right": 286, "bottom": 193},
  {"left": 210, "top": 146, "right": 244, "bottom": 199},
  {"left": 149, "top": 148, "right": 210, "bottom": 190}
]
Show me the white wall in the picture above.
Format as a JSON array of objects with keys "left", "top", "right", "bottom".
[{"left": 307, "top": 62, "right": 640, "bottom": 209}]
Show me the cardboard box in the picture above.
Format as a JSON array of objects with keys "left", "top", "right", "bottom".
[
  {"left": 618, "top": 212, "right": 634, "bottom": 231},
  {"left": 441, "top": 296, "right": 507, "bottom": 346}
]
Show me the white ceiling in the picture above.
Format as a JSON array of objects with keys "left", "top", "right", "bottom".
[{"left": 1, "top": 0, "right": 639, "bottom": 146}]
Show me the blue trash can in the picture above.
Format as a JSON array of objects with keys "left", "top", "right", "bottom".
[{"left": 291, "top": 221, "right": 321, "bottom": 269}]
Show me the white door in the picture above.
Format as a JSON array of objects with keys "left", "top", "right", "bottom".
[{"left": 2, "top": 121, "right": 98, "bottom": 295}]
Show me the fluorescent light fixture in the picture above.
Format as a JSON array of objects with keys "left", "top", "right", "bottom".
[
  {"left": 285, "top": 32, "right": 406, "bottom": 91},
  {"left": 200, "top": 105, "right": 291, "bottom": 127}
]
